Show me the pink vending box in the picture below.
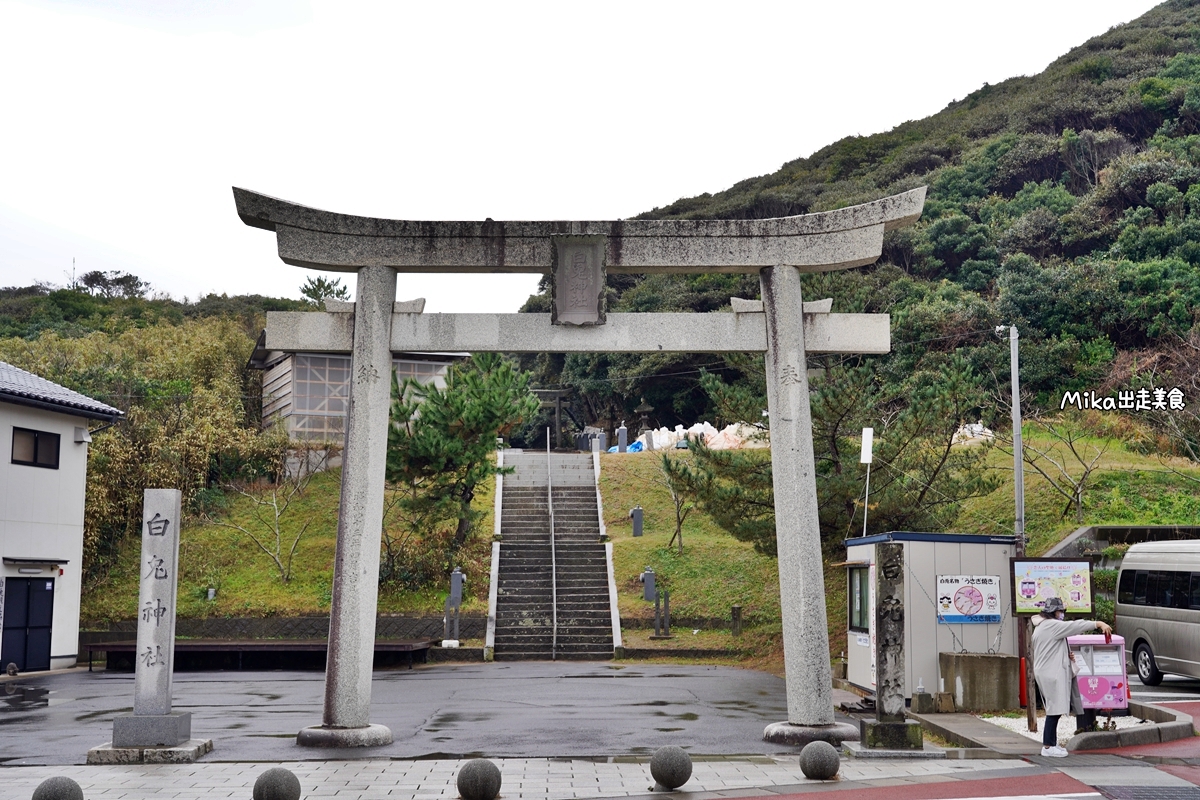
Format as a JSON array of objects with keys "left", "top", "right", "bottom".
[{"left": 1066, "top": 634, "right": 1129, "bottom": 711}]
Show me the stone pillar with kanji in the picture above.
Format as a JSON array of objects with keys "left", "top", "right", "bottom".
[
  {"left": 113, "top": 490, "right": 190, "bottom": 747},
  {"left": 860, "top": 542, "right": 922, "bottom": 749}
]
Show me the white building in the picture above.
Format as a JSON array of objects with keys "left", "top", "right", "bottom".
[
  {"left": 0, "top": 361, "right": 121, "bottom": 672},
  {"left": 844, "top": 532, "right": 1020, "bottom": 697},
  {"left": 248, "top": 332, "right": 462, "bottom": 440}
]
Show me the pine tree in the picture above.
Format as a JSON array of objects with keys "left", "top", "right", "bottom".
[
  {"left": 383, "top": 354, "right": 539, "bottom": 581},
  {"left": 663, "top": 357, "right": 999, "bottom": 554}
]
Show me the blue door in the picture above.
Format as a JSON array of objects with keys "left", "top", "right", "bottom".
[{"left": 1, "top": 578, "right": 54, "bottom": 671}]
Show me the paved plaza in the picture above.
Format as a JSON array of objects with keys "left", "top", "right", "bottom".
[
  {"left": 1, "top": 663, "right": 805, "bottom": 765},
  {"left": 0, "top": 755, "right": 1072, "bottom": 800},
  {"left": 3, "top": 664, "right": 1199, "bottom": 800}
]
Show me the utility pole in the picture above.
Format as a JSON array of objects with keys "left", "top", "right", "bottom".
[{"left": 1009, "top": 326, "right": 1037, "bottom": 733}]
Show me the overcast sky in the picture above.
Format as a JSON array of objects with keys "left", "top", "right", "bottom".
[{"left": 0, "top": 0, "right": 1163, "bottom": 312}]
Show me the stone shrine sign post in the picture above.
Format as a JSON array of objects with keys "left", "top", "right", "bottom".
[
  {"left": 856, "top": 542, "right": 923, "bottom": 751},
  {"left": 234, "top": 186, "right": 926, "bottom": 747},
  {"left": 89, "top": 490, "right": 212, "bottom": 763}
]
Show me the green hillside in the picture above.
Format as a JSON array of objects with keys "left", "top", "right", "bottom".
[
  {"left": 522, "top": 1, "right": 1200, "bottom": 461},
  {"left": 14, "top": 3, "right": 1200, "bottom": 662}
]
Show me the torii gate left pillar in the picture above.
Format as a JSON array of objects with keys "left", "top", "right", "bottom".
[
  {"left": 235, "top": 186, "right": 925, "bottom": 748},
  {"left": 298, "top": 265, "right": 396, "bottom": 747}
]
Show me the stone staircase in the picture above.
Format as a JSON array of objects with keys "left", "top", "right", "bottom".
[{"left": 492, "top": 451, "right": 615, "bottom": 661}]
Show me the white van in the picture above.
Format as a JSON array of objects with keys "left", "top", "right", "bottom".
[{"left": 1115, "top": 540, "right": 1200, "bottom": 685}]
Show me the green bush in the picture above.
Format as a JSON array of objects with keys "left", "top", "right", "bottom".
[{"left": 1093, "top": 568, "right": 1119, "bottom": 593}]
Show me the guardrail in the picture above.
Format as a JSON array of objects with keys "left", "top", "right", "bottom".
[{"left": 547, "top": 430, "right": 558, "bottom": 661}]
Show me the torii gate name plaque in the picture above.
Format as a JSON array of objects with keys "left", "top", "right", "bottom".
[{"left": 235, "top": 186, "right": 926, "bottom": 748}]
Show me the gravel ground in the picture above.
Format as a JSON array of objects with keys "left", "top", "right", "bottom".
[{"left": 977, "top": 712, "right": 1146, "bottom": 741}]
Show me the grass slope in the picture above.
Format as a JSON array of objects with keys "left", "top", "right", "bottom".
[
  {"left": 82, "top": 469, "right": 494, "bottom": 623},
  {"left": 83, "top": 430, "right": 1199, "bottom": 675},
  {"left": 951, "top": 425, "right": 1200, "bottom": 554}
]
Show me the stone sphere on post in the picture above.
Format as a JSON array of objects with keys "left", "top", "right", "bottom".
[
  {"left": 32, "top": 777, "right": 84, "bottom": 800},
  {"left": 456, "top": 758, "right": 502, "bottom": 800},
  {"left": 799, "top": 740, "right": 840, "bottom": 780},
  {"left": 649, "top": 746, "right": 693, "bottom": 790},
  {"left": 253, "top": 767, "right": 302, "bottom": 800}
]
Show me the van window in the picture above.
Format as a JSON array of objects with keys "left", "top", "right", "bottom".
[
  {"left": 1134, "top": 571, "right": 1148, "bottom": 604},
  {"left": 1190, "top": 573, "right": 1200, "bottom": 610},
  {"left": 1118, "top": 570, "right": 1135, "bottom": 604},
  {"left": 1148, "top": 571, "right": 1167, "bottom": 606},
  {"left": 1172, "top": 572, "right": 1191, "bottom": 609}
]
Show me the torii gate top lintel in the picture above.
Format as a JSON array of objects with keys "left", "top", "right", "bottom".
[{"left": 233, "top": 186, "right": 926, "bottom": 274}]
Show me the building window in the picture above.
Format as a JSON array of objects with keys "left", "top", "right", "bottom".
[
  {"left": 11, "top": 427, "right": 60, "bottom": 469},
  {"left": 849, "top": 567, "right": 870, "bottom": 632},
  {"left": 286, "top": 354, "right": 452, "bottom": 441}
]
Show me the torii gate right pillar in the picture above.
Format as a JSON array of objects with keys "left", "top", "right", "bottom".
[{"left": 761, "top": 265, "right": 857, "bottom": 744}]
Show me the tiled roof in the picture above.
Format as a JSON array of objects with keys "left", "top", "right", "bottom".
[{"left": 0, "top": 360, "right": 123, "bottom": 420}]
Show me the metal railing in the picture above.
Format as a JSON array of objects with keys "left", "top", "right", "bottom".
[{"left": 547, "top": 429, "right": 558, "bottom": 660}]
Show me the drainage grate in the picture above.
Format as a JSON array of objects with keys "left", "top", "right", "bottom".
[{"left": 1097, "top": 787, "right": 1200, "bottom": 800}]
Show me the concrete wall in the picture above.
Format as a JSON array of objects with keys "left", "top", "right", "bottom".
[
  {"left": 845, "top": 537, "right": 1019, "bottom": 698},
  {"left": 82, "top": 615, "right": 488, "bottom": 647},
  {"left": 0, "top": 403, "right": 90, "bottom": 671},
  {"left": 938, "top": 652, "right": 1020, "bottom": 711}
]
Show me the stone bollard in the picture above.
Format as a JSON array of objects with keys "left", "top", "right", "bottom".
[
  {"left": 649, "top": 746, "right": 692, "bottom": 791},
  {"left": 32, "top": 777, "right": 84, "bottom": 800},
  {"left": 731, "top": 605, "right": 742, "bottom": 636},
  {"left": 253, "top": 767, "right": 301, "bottom": 800},
  {"left": 934, "top": 693, "right": 956, "bottom": 713},
  {"left": 799, "top": 741, "right": 840, "bottom": 780},
  {"left": 911, "top": 692, "right": 936, "bottom": 714},
  {"left": 456, "top": 758, "right": 502, "bottom": 800}
]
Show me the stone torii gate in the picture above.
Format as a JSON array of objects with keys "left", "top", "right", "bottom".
[{"left": 234, "top": 186, "right": 925, "bottom": 748}]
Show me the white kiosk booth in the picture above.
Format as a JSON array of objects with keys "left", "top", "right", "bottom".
[{"left": 844, "top": 532, "right": 1020, "bottom": 699}]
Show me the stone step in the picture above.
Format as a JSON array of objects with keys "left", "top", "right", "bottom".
[
  {"left": 494, "top": 610, "right": 553, "bottom": 619},
  {"left": 493, "top": 634, "right": 553, "bottom": 645},
  {"left": 493, "top": 611, "right": 552, "bottom": 619},
  {"left": 495, "top": 618, "right": 552, "bottom": 627},
  {"left": 495, "top": 455, "right": 612, "bottom": 663},
  {"left": 493, "top": 632, "right": 611, "bottom": 644},
  {"left": 497, "top": 590, "right": 557, "bottom": 599}
]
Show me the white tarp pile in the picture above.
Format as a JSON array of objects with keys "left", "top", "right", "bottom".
[
  {"left": 637, "top": 421, "right": 768, "bottom": 451},
  {"left": 953, "top": 421, "right": 994, "bottom": 445}
]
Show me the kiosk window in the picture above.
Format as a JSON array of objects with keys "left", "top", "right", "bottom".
[
  {"left": 11, "top": 427, "right": 59, "bottom": 469},
  {"left": 849, "top": 568, "right": 869, "bottom": 631}
]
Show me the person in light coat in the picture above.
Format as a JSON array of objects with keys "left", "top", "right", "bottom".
[{"left": 1031, "top": 596, "right": 1112, "bottom": 757}]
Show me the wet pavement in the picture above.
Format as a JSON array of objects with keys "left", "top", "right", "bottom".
[
  {"left": 3, "top": 664, "right": 1200, "bottom": 800},
  {"left": 0, "top": 755, "right": 1068, "bottom": 800},
  {"left": 0, "top": 662, "right": 806, "bottom": 765}
]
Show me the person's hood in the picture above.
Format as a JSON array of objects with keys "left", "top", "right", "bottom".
[{"left": 1030, "top": 614, "right": 1044, "bottom": 627}]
